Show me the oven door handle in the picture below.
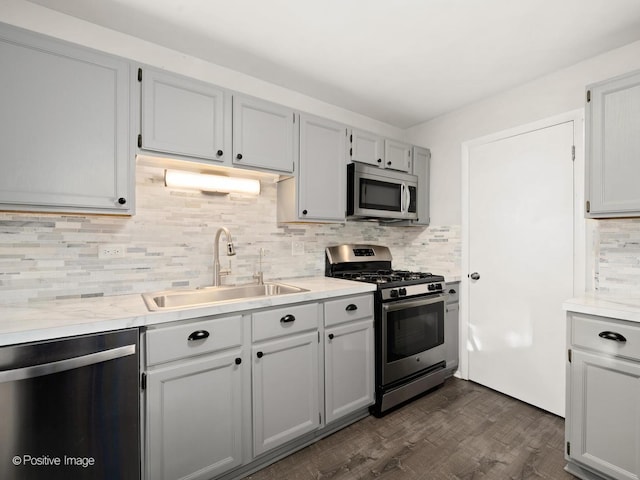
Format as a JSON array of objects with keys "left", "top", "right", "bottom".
[{"left": 382, "top": 293, "right": 446, "bottom": 312}]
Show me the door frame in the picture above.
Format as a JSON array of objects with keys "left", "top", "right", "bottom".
[{"left": 459, "top": 109, "right": 588, "bottom": 380}]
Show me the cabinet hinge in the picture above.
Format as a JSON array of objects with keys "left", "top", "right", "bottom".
[
  {"left": 317, "top": 331, "right": 320, "bottom": 343},
  {"left": 568, "top": 349, "right": 572, "bottom": 363},
  {"left": 586, "top": 200, "right": 591, "bottom": 213},
  {"left": 292, "top": 113, "right": 295, "bottom": 123},
  {"left": 137, "top": 134, "right": 142, "bottom": 148},
  {"left": 586, "top": 90, "right": 591, "bottom": 103},
  {"left": 350, "top": 147, "right": 353, "bottom": 157},
  {"left": 138, "top": 68, "right": 142, "bottom": 82},
  {"left": 571, "top": 145, "right": 575, "bottom": 161},
  {"left": 141, "top": 372, "right": 147, "bottom": 391},
  {"left": 350, "top": 134, "right": 353, "bottom": 143},
  {"left": 566, "top": 441, "right": 571, "bottom": 456},
  {"left": 319, "top": 412, "right": 322, "bottom": 424}
]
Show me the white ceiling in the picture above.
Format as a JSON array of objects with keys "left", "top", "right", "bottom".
[{"left": 26, "top": 0, "right": 640, "bottom": 128}]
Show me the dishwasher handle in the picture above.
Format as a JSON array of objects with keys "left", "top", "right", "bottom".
[{"left": 0, "top": 344, "right": 136, "bottom": 383}]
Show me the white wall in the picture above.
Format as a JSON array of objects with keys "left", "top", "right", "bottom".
[
  {"left": 406, "top": 40, "right": 640, "bottom": 225},
  {"left": 1, "top": 0, "right": 405, "bottom": 140}
]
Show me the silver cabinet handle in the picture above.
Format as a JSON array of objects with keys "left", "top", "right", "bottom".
[{"left": 0, "top": 344, "right": 136, "bottom": 383}]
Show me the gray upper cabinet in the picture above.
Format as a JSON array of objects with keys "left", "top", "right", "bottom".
[
  {"left": 139, "top": 67, "right": 230, "bottom": 164},
  {"left": 384, "top": 139, "right": 412, "bottom": 172},
  {"left": 412, "top": 146, "right": 431, "bottom": 225},
  {"left": 278, "top": 114, "right": 347, "bottom": 223},
  {"left": 0, "top": 23, "right": 133, "bottom": 214},
  {"left": 232, "top": 94, "right": 295, "bottom": 174},
  {"left": 348, "top": 129, "right": 413, "bottom": 173},
  {"left": 586, "top": 69, "right": 640, "bottom": 218},
  {"left": 349, "top": 128, "right": 384, "bottom": 167}
]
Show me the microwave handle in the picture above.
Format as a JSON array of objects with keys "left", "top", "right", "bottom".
[
  {"left": 400, "top": 183, "right": 406, "bottom": 213},
  {"left": 404, "top": 184, "right": 411, "bottom": 214}
]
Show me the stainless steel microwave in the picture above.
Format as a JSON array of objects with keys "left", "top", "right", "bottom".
[{"left": 347, "top": 162, "right": 418, "bottom": 220}]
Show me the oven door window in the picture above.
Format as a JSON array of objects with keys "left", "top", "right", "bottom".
[
  {"left": 359, "top": 178, "right": 402, "bottom": 212},
  {"left": 385, "top": 299, "right": 444, "bottom": 362}
]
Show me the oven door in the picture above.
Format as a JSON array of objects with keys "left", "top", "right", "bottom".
[{"left": 381, "top": 294, "right": 446, "bottom": 385}]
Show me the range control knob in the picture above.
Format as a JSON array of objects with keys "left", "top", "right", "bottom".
[
  {"left": 390, "top": 289, "right": 399, "bottom": 298},
  {"left": 435, "top": 283, "right": 442, "bottom": 290},
  {"left": 399, "top": 287, "right": 407, "bottom": 296},
  {"left": 428, "top": 284, "right": 435, "bottom": 291}
]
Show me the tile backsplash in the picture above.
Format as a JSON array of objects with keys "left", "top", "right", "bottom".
[
  {"left": 594, "top": 218, "right": 640, "bottom": 297},
  {"left": 0, "top": 165, "right": 461, "bottom": 305}
]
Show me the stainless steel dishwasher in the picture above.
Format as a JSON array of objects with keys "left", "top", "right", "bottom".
[{"left": 0, "top": 328, "right": 140, "bottom": 480}]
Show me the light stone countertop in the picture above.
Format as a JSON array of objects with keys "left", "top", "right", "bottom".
[
  {"left": 563, "top": 293, "right": 640, "bottom": 324},
  {"left": 0, "top": 277, "right": 376, "bottom": 346}
]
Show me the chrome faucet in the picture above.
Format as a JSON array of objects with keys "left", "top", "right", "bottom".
[
  {"left": 213, "top": 227, "right": 235, "bottom": 286},
  {"left": 253, "top": 248, "right": 265, "bottom": 285}
]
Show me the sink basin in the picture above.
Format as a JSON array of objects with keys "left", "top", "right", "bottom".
[{"left": 142, "top": 282, "right": 309, "bottom": 311}]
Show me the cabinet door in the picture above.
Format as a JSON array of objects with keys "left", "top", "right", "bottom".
[
  {"left": 146, "top": 351, "right": 243, "bottom": 480},
  {"left": 0, "top": 24, "right": 132, "bottom": 214},
  {"left": 252, "top": 331, "right": 319, "bottom": 456},
  {"left": 232, "top": 95, "right": 295, "bottom": 174},
  {"left": 141, "top": 68, "right": 228, "bottom": 163},
  {"left": 324, "top": 319, "right": 374, "bottom": 423},
  {"left": 412, "top": 146, "right": 431, "bottom": 225},
  {"left": 568, "top": 349, "right": 640, "bottom": 480},
  {"left": 349, "top": 129, "right": 384, "bottom": 167},
  {"left": 384, "top": 139, "right": 412, "bottom": 172},
  {"left": 445, "top": 302, "right": 459, "bottom": 373},
  {"left": 298, "top": 114, "right": 347, "bottom": 221},
  {"left": 587, "top": 70, "right": 640, "bottom": 217}
]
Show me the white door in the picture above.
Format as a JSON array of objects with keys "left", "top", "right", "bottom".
[{"left": 466, "top": 118, "right": 575, "bottom": 417}]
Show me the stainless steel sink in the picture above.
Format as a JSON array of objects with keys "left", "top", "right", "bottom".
[{"left": 142, "top": 282, "right": 308, "bottom": 311}]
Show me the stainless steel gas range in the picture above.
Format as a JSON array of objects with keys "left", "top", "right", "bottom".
[{"left": 325, "top": 244, "right": 447, "bottom": 416}]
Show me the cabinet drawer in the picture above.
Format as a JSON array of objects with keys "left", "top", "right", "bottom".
[
  {"left": 445, "top": 283, "right": 460, "bottom": 304},
  {"left": 253, "top": 303, "right": 319, "bottom": 342},
  {"left": 146, "top": 315, "right": 242, "bottom": 366},
  {"left": 324, "top": 294, "right": 374, "bottom": 327},
  {"left": 571, "top": 312, "right": 640, "bottom": 361}
]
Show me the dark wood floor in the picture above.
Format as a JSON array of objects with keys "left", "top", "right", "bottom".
[{"left": 246, "top": 378, "right": 575, "bottom": 480}]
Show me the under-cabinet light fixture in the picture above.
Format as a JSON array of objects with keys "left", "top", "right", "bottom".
[{"left": 164, "top": 169, "right": 261, "bottom": 195}]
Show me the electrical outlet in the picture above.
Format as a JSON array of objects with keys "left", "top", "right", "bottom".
[
  {"left": 98, "top": 244, "right": 126, "bottom": 259},
  {"left": 291, "top": 240, "right": 305, "bottom": 256}
]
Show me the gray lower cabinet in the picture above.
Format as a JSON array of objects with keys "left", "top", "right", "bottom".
[
  {"left": 444, "top": 281, "right": 459, "bottom": 377},
  {"left": 0, "top": 22, "right": 133, "bottom": 214},
  {"left": 586, "top": 69, "right": 640, "bottom": 218},
  {"left": 232, "top": 94, "right": 296, "bottom": 174},
  {"left": 139, "top": 67, "right": 230, "bottom": 164},
  {"left": 251, "top": 303, "right": 321, "bottom": 456},
  {"left": 143, "top": 294, "right": 374, "bottom": 479},
  {"left": 566, "top": 312, "right": 640, "bottom": 480},
  {"left": 277, "top": 113, "right": 347, "bottom": 223},
  {"left": 143, "top": 315, "right": 245, "bottom": 480},
  {"left": 324, "top": 294, "right": 375, "bottom": 423}
]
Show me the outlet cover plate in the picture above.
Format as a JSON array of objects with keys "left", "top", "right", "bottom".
[{"left": 98, "top": 244, "right": 126, "bottom": 259}]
